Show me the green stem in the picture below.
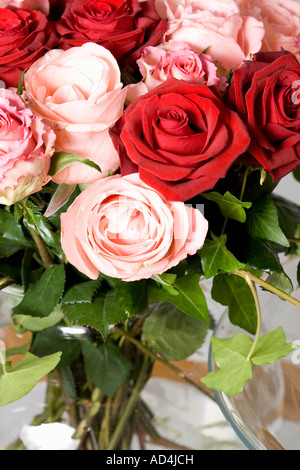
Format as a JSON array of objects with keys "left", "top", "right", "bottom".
[
  {"left": 234, "top": 270, "right": 300, "bottom": 309},
  {"left": 107, "top": 355, "right": 149, "bottom": 450},
  {"left": 114, "top": 327, "right": 214, "bottom": 400},
  {"left": 74, "top": 388, "right": 104, "bottom": 442},
  {"left": 243, "top": 273, "right": 262, "bottom": 361},
  {"left": 239, "top": 166, "right": 250, "bottom": 201}
]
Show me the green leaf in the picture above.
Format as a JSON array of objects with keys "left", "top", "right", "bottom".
[
  {"left": 17, "top": 69, "right": 26, "bottom": 94},
  {"left": 13, "top": 305, "right": 64, "bottom": 332},
  {"left": 81, "top": 340, "right": 131, "bottom": 397},
  {"left": 30, "top": 325, "right": 82, "bottom": 367},
  {"left": 151, "top": 273, "right": 179, "bottom": 296},
  {"left": 23, "top": 211, "right": 60, "bottom": 249},
  {"left": 201, "top": 334, "right": 253, "bottom": 396},
  {"left": 49, "top": 152, "right": 101, "bottom": 177},
  {"left": 0, "top": 209, "right": 31, "bottom": 257},
  {"left": 103, "top": 276, "right": 148, "bottom": 317},
  {"left": 265, "top": 272, "right": 294, "bottom": 296},
  {"left": 141, "top": 303, "right": 209, "bottom": 361},
  {"left": 12, "top": 264, "right": 66, "bottom": 318},
  {"left": 0, "top": 351, "right": 61, "bottom": 406},
  {"left": 293, "top": 166, "right": 300, "bottom": 182},
  {"left": 251, "top": 328, "right": 295, "bottom": 366},
  {"left": 62, "top": 280, "right": 101, "bottom": 304},
  {"left": 0, "top": 262, "right": 21, "bottom": 282},
  {"left": 246, "top": 239, "right": 283, "bottom": 273},
  {"left": 199, "top": 233, "right": 245, "bottom": 279},
  {"left": 202, "top": 191, "right": 252, "bottom": 222},
  {"left": 211, "top": 273, "right": 257, "bottom": 334},
  {"left": 246, "top": 198, "right": 290, "bottom": 247},
  {"left": 271, "top": 194, "right": 300, "bottom": 239},
  {"left": 148, "top": 272, "right": 210, "bottom": 323},
  {"left": 5, "top": 343, "right": 30, "bottom": 357},
  {"left": 201, "top": 329, "right": 294, "bottom": 397},
  {"left": 62, "top": 291, "right": 128, "bottom": 339}
]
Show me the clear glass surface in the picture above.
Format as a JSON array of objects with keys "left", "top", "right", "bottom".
[{"left": 208, "top": 258, "right": 300, "bottom": 451}]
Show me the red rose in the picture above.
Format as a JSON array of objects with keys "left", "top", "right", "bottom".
[
  {"left": 227, "top": 50, "right": 300, "bottom": 180},
  {"left": 55, "top": 0, "right": 167, "bottom": 68},
  {"left": 110, "top": 78, "right": 250, "bottom": 202},
  {"left": 0, "top": 7, "right": 58, "bottom": 88}
]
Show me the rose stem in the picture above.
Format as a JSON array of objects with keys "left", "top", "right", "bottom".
[
  {"left": 29, "top": 228, "right": 53, "bottom": 268},
  {"left": 114, "top": 327, "right": 215, "bottom": 400},
  {"left": 107, "top": 355, "right": 149, "bottom": 450}
]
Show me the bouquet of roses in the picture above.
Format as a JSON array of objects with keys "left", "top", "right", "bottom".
[{"left": 0, "top": 0, "right": 299, "bottom": 451}]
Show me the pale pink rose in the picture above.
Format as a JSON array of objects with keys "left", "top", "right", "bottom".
[
  {"left": 127, "top": 40, "right": 220, "bottom": 104},
  {"left": 0, "top": 0, "right": 50, "bottom": 15},
  {"left": 60, "top": 173, "right": 208, "bottom": 282},
  {"left": 154, "top": 0, "right": 265, "bottom": 70},
  {"left": 236, "top": 0, "right": 300, "bottom": 55},
  {"left": 24, "top": 43, "right": 127, "bottom": 185},
  {"left": 140, "top": 40, "right": 219, "bottom": 85},
  {"left": 0, "top": 89, "right": 55, "bottom": 205}
]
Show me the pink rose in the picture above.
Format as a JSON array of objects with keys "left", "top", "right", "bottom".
[
  {"left": 0, "top": 0, "right": 49, "bottom": 15},
  {"left": 127, "top": 40, "right": 220, "bottom": 104},
  {"left": 0, "top": 89, "right": 55, "bottom": 205},
  {"left": 60, "top": 173, "right": 208, "bottom": 282},
  {"left": 24, "top": 43, "right": 127, "bottom": 185},
  {"left": 236, "top": 0, "right": 300, "bottom": 55},
  {"left": 154, "top": 0, "right": 265, "bottom": 70}
]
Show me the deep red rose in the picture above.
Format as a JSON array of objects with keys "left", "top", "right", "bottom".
[
  {"left": 110, "top": 78, "right": 250, "bottom": 202},
  {"left": 227, "top": 50, "right": 300, "bottom": 180},
  {"left": 0, "top": 7, "right": 58, "bottom": 88},
  {"left": 55, "top": 0, "right": 167, "bottom": 68}
]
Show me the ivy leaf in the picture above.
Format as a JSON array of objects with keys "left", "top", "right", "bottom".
[
  {"left": 198, "top": 233, "right": 245, "bottom": 279},
  {"left": 201, "top": 328, "right": 294, "bottom": 397},
  {"left": 81, "top": 340, "right": 131, "bottom": 397},
  {"left": 141, "top": 303, "right": 209, "bottom": 361},
  {"left": 251, "top": 328, "right": 296, "bottom": 365},
  {"left": 202, "top": 191, "right": 252, "bottom": 222},
  {"left": 211, "top": 273, "right": 257, "bottom": 334},
  {"left": 246, "top": 198, "right": 290, "bottom": 247},
  {"left": 148, "top": 272, "right": 209, "bottom": 323},
  {"left": 49, "top": 152, "right": 101, "bottom": 177},
  {"left": 151, "top": 273, "right": 179, "bottom": 296},
  {"left": 12, "top": 264, "right": 66, "bottom": 318},
  {"left": 265, "top": 272, "right": 294, "bottom": 296},
  {"left": 246, "top": 239, "right": 283, "bottom": 273},
  {"left": 0, "top": 209, "right": 31, "bottom": 257},
  {"left": 0, "top": 351, "right": 62, "bottom": 406},
  {"left": 201, "top": 334, "right": 253, "bottom": 396}
]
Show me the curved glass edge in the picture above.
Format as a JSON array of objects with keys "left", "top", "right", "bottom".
[{"left": 208, "top": 340, "right": 267, "bottom": 451}]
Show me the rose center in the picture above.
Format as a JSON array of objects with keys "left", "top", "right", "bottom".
[
  {"left": 90, "top": 1, "right": 114, "bottom": 20},
  {"left": 156, "top": 107, "right": 195, "bottom": 135}
]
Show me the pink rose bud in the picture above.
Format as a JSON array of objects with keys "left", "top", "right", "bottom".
[
  {"left": 61, "top": 173, "right": 208, "bottom": 282},
  {"left": 24, "top": 43, "right": 127, "bottom": 185},
  {"left": 0, "top": 89, "right": 55, "bottom": 205}
]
